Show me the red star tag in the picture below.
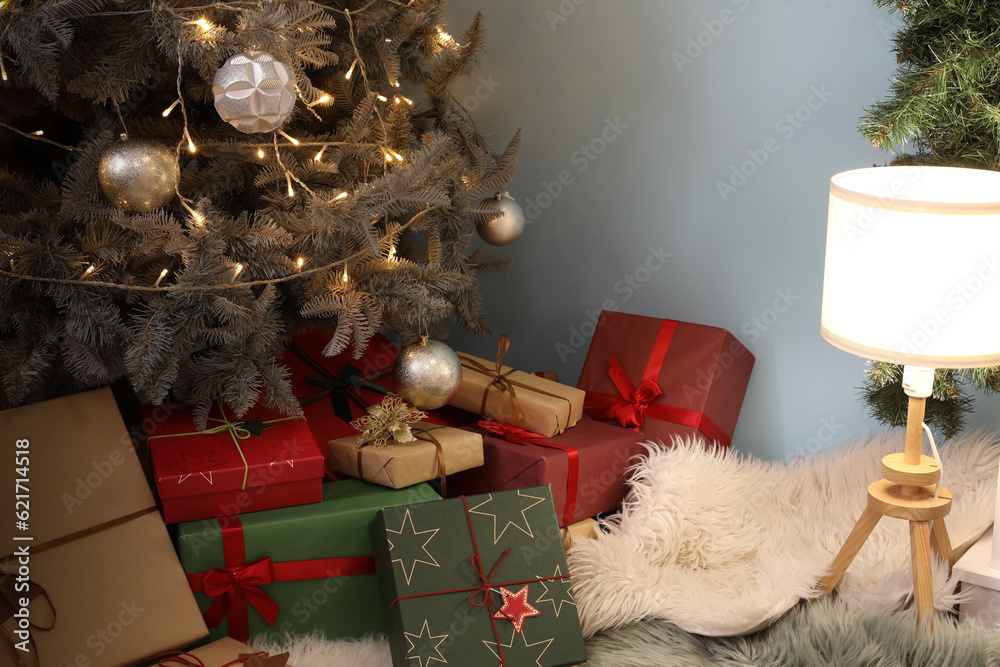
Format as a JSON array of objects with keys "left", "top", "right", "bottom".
[{"left": 492, "top": 585, "right": 541, "bottom": 634}]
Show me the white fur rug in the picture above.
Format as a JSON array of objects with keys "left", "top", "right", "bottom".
[{"left": 568, "top": 430, "right": 1000, "bottom": 637}]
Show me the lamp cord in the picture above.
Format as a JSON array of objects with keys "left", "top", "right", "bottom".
[{"left": 920, "top": 421, "right": 943, "bottom": 501}]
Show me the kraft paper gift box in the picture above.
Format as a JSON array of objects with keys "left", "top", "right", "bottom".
[
  {"left": 144, "top": 398, "right": 324, "bottom": 524},
  {"left": 449, "top": 338, "right": 585, "bottom": 438},
  {"left": 561, "top": 518, "right": 599, "bottom": 552},
  {"left": 0, "top": 388, "right": 206, "bottom": 667},
  {"left": 328, "top": 422, "right": 483, "bottom": 492},
  {"left": 176, "top": 480, "right": 439, "bottom": 645},
  {"left": 448, "top": 415, "right": 646, "bottom": 526},
  {"left": 578, "top": 311, "right": 754, "bottom": 447},
  {"left": 371, "top": 485, "right": 587, "bottom": 667},
  {"left": 147, "top": 637, "right": 293, "bottom": 667}
]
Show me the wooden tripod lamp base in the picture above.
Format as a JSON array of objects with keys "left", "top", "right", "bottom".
[{"left": 818, "top": 395, "right": 955, "bottom": 622}]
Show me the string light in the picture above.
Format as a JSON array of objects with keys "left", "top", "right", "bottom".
[
  {"left": 153, "top": 269, "right": 168, "bottom": 287},
  {"left": 388, "top": 245, "right": 397, "bottom": 262},
  {"left": 32, "top": 130, "right": 44, "bottom": 136},
  {"left": 385, "top": 38, "right": 392, "bottom": 42},
  {"left": 195, "top": 18, "right": 212, "bottom": 30},
  {"left": 335, "top": 191, "right": 348, "bottom": 200},
  {"left": 278, "top": 131, "right": 300, "bottom": 145},
  {"left": 1, "top": 59, "right": 7, "bottom": 82},
  {"left": 341, "top": 268, "right": 349, "bottom": 284},
  {"left": 394, "top": 96, "right": 400, "bottom": 104},
  {"left": 391, "top": 150, "right": 404, "bottom": 162},
  {"left": 377, "top": 95, "right": 388, "bottom": 102},
  {"left": 384, "top": 152, "right": 393, "bottom": 162},
  {"left": 233, "top": 263, "right": 244, "bottom": 280},
  {"left": 162, "top": 100, "right": 180, "bottom": 117},
  {"left": 191, "top": 211, "right": 205, "bottom": 226},
  {"left": 83, "top": 265, "right": 96, "bottom": 277},
  {"left": 257, "top": 149, "right": 265, "bottom": 159},
  {"left": 393, "top": 81, "right": 400, "bottom": 88},
  {"left": 184, "top": 129, "right": 196, "bottom": 153},
  {"left": 345, "top": 59, "right": 357, "bottom": 80},
  {"left": 314, "top": 145, "right": 326, "bottom": 162},
  {"left": 296, "top": 257, "right": 304, "bottom": 270},
  {"left": 307, "top": 94, "right": 331, "bottom": 108},
  {"left": 286, "top": 173, "right": 295, "bottom": 198}
]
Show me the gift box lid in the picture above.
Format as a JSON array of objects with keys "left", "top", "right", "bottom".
[{"left": 145, "top": 400, "right": 324, "bottom": 501}]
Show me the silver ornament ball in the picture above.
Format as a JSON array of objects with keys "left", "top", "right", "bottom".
[
  {"left": 98, "top": 137, "right": 179, "bottom": 214},
  {"left": 476, "top": 192, "right": 525, "bottom": 246},
  {"left": 213, "top": 51, "right": 296, "bottom": 134},
  {"left": 393, "top": 337, "right": 463, "bottom": 410}
]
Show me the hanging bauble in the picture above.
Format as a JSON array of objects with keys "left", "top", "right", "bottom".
[
  {"left": 212, "top": 51, "right": 296, "bottom": 134},
  {"left": 476, "top": 191, "right": 525, "bottom": 246},
  {"left": 98, "top": 137, "right": 179, "bottom": 214},
  {"left": 393, "top": 336, "right": 463, "bottom": 410}
]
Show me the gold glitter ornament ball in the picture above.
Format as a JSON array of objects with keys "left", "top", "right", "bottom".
[
  {"left": 393, "top": 336, "right": 463, "bottom": 410},
  {"left": 476, "top": 191, "right": 525, "bottom": 246},
  {"left": 213, "top": 51, "right": 296, "bottom": 134},
  {"left": 98, "top": 137, "right": 180, "bottom": 214}
]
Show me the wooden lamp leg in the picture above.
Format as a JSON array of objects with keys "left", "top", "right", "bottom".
[
  {"left": 910, "top": 521, "right": 935, "bottom": 623},
  {"left": 930, "top": 519, "right": 954, "bottom": 569},
  {"left": 819, "top": 505, "right": 882, "bottom": 594}
]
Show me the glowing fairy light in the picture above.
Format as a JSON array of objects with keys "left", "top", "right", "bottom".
[
  {"left": 32, "top": 130, "right": 44, "bottom": 136},
  {"left": 314, "top": 146, "right": 326, "bottom": 162},
  {"left": 162, "top": 100, "right": 180, "bottom": 117},
  {"left": 377, "top": 95, "right": 388, "bottom": 102},
  {"left": 345, "top": 59, "right": 357, "bottom": 80},
  {"left": 153, "top": 268, "right": 168, "bottom": 287},
  {"left": 335, "top": 191, "right": 348, "bottom": 200},
  {"left": 233, "top": 263, "right": 244, "bottom": 279},
  {"left": 391, "top": 150, "right": 404, "bottom": 162},
  {"left": 296, "top": 257, "right": 304, "bottom": 270},
  {"left": 257, "top": 149, "right": 265, "bottom": 159},
  {"left": 286, "top": 173, "right": 295, "bottom": 197},
  {"left": 278, "top": 131, "right": 300, "bottom": 146},
  {"left": 83, "top": 265, "right": 96, "bottom": 276},
  {"left": 195, "top": 18, "right": 212, "bottom": 30},
  {"left": 342, "top": 268, "right": 349, "bottom": 283},
  {"left": 388, "top": 245, "right": 397, "bottom": 262}
]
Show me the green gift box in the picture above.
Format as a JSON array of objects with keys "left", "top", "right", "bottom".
[
  {"left": 371, "top": 486, "right": 587, "bottom": 666},
  {"left": 176, "top": 480, "right": 439, "bottom": 645}
]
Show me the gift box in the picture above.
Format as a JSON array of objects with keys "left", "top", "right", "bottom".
[
  {"left": 578, "top": 311, "right": 754, "bottom": 447},
  {"left": 177, "top": 480, "right": 439, "bottom": 644},
  {"left": 0, "top": 388, "right": 207, "bottom": 666},
  {"left": 371, "top": 486, "right": 587, "bottom": 667},
  {"left": 148, "top": 637, "right": 292, "bottom": 667},
  {"left": 448, "top": 415, "right": 646, "bottom": 526},
  {"left": 144, "top": 399, "right": 324, "bottom": 524},
  {"left": 450, "top": 337, "right": 585, "bottom": 437},
  {"left": 329, "top": 421, "right": 483, "bottom": 492},
  {"left": 561, "top": 517, "right": 599, "bottom": 552}
]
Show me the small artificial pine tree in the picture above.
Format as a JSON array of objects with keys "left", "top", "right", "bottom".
[
  {"left": 0, "top": 0, "right": 519, "bottom": 424},
  {"left": 858, "top": 0, "right": 1000, "bottom": 438}
]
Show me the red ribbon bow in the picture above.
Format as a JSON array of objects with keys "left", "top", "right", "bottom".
[
  {"left": 200, "top": 557, "right": 280, "bottom": 638},
  {"left": 604, "top": 356, "right": 663, "bottom": 430},
  {"left": 476, "top": 420, "right": 547, "bottom": 445}
]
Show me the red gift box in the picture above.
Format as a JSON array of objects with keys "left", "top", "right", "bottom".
[
  {"left": 145, "top": 399, "right": 324, "bottom": 523},
  {"left": 578, "top": 311, "right": 754, "bottom": 447},
  {"left": 447, "top": 414, "right": 647, "bottom": 526}
]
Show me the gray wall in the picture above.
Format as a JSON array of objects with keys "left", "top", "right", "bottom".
[{"left": 440, "top": 0, "right": 1000, "bottom": 460}]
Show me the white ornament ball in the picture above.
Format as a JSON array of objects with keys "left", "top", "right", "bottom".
[
  {"left": 212, "top": 51, "right": 296, "bottom": 134},
  {"left": 476, "top": 192, "right": 525, "bottom": 246},
  {"left": 98, "top": 137, "right": 179, "bottom": 213},
  {"left": 393, "top": 336, "right": 463, "bottom": 410}
]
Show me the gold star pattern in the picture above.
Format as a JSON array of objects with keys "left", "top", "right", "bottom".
[
  {"left": 163, "top": 449, "right": 229, "bottom": 485},
  {"left": 468, "top": 490, "right": 545, "bottom": 545},
  {"left": 387, "top": 508, "right": 440, "bottom": 585},
  {"left": 534, "top": 565, "right": 576, "bottom": 618},
  {"left": 262, "top": 441, "right": 299, "bottom": 467},
  {"left": 404, "top": 619, "right": 449, "bottom": 667},
  {"left": 483, "top": 627, "right": 553, "bottom": 667}
]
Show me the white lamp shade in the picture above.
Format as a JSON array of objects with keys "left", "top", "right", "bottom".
[{"left": 821, "top": 166, "right": 1000, "bottom": 368}]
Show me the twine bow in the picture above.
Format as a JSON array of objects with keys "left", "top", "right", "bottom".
[
  {"left": 459, "top": 334, "right": 524, "bottom": 421},
  {"left": 467, "top": 549, "right": 512, "bottom": 617}
]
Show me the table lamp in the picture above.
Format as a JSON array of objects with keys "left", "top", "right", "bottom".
[{"left": 818, "top": 165, "right": 1000, "bottom": 621}]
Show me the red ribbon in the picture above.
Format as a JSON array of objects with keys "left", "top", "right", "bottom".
[
  {"left": 477, "top": 420, "right": 581, "bottom": 526},
  {"left": 584, "top": 320, "right": 731, "bottom": 446},
  {"left": 186, "top": 516, "right": 376, "bottom": 642},
  {"left": 389, "top": 496, "right": 571, "bottom": 666}
]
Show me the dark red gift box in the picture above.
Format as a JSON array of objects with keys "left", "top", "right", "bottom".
[
  {"left": 447, "top": 414, "right": 647, "bottom": 526},
  {"left": 578, "top": 311, "right": 754, "bottom": 447},
  {"left": 144, "top": 399, "right": 325, "bottom": 524}
]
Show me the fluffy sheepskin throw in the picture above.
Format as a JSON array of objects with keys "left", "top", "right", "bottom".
[
  {"left": 566, "top": 430, "right": 1000, "bottom": 638},
  {"left": 583, "top": 597, "right": 1000, "bottom": 667}
]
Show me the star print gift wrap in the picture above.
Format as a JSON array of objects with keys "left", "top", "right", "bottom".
[
  {"left": 371, "top": 486, "right": 587, "bottom": 667},
  {"left": 144, "top": 399, "right": 324, "bottom": 524},
  {"left": 578, "top": 311, "right": 754, "bottom": 447},
  {"left": 177, "top": 480, "right": 440, "bottom": 644}
]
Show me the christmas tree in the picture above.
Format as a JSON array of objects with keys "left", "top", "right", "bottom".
[
  {"left": 858, "top": 0, "right": 1000, "bottom": 437},
  {"left": 0, "top": 0, "right": 519, "bottom": 423}
]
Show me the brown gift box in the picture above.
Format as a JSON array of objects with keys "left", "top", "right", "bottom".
[
  {"left": 450, "top": 349, "right": 585, "bottom": 437},
  {"left": 0, "top": 389, "right": 206, "bottom": 667},
  {"left": 561, "top": 517, "right": 599, "bottom": 551},
  {"left": 328, "top": 423, "right": 483, "bottom": 489},
  {"left": 147, "top": 637, "right": 293, "bottom": 667}
]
